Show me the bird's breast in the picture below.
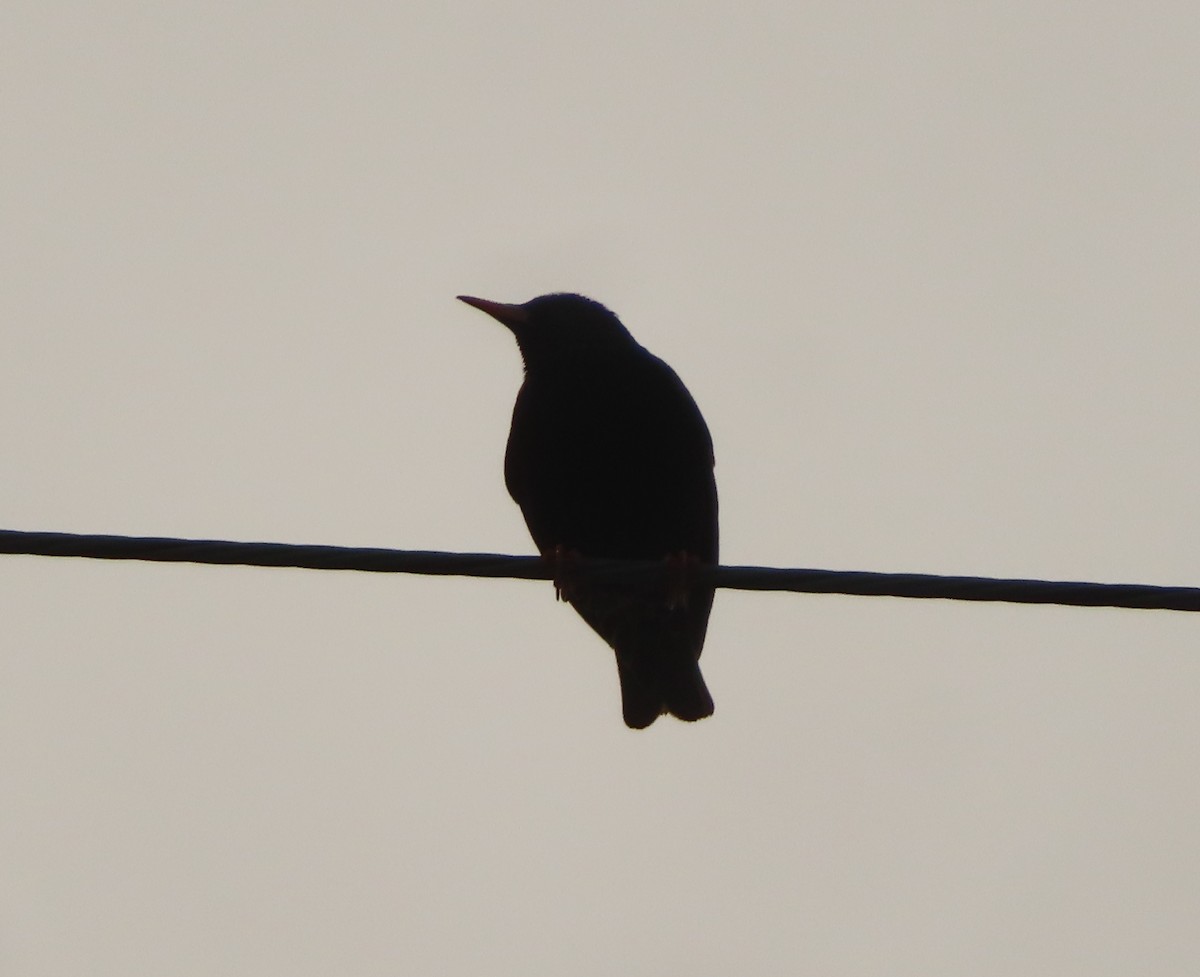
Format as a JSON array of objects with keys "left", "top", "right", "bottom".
[{"left": 503, "top": 359, "right": 717, "bottom": 563}]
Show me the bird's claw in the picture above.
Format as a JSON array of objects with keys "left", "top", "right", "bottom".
[
  {"left": 664, "top": 550, "right": 700, "bottom": 610},
  {"left": 549, "top": 544, "right": 581, "bottom": 603}
]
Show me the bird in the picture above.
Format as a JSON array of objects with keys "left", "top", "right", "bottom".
[{"left": 458, "top": 292, "right": 718, "bottom": 728}]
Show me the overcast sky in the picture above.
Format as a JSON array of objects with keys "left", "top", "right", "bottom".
[{"left": 3, "top": 2, "right": 1199, "bottom": 974}]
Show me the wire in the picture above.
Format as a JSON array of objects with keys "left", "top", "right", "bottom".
[{"left": 1, "top": 529, "right": 1195, "bottom": 612}]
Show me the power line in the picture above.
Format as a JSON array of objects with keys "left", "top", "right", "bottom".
[{"left": 1, "top": 529, "right": 1196, "bottom": 613}]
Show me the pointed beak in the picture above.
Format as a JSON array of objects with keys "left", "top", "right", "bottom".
[{"left": 457, "top": 295, "right": 529, "bottom": 330}]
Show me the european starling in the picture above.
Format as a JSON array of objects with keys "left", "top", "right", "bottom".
[{"left": 458, "top": 292, "right": 718, "bottom": 728}]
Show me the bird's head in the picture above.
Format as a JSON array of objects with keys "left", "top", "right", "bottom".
[{"left": 458, "top": 292, "right": 638, "bottom": 369}]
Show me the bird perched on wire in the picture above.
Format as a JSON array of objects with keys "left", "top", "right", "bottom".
[{"left": 458, "top": 292, "right": 719, "bottom": 728}]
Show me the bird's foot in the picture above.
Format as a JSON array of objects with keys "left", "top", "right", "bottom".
[
  {"left": 548, "top": 544, "right": 582, "bottom": 603},
  {"left": 664, "top": 550, "right": 700, "bottom": 610}
]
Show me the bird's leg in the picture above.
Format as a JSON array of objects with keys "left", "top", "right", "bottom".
[
  {"left": 548, "top": 544, "right": 582, "bottom": 603},
  {"left": 664, "top": 550, "right": 700, "bottom": 610}
]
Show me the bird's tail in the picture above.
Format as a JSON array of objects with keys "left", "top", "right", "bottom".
[{"left": 616, "top": 651, "right": 714, "bottom": 730}]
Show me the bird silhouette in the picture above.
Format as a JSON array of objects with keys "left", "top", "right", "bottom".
[{"left": 459, "top": 293, "right": 718, "bottom": 728}]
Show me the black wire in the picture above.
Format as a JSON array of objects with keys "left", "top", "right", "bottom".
[{"left": 1, "top": 529, "right": 1196, "bottom": 612}]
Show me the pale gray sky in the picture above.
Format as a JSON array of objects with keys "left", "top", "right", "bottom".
[{"left": 3, "top": 2, "right": 1199, "bottom": 974}]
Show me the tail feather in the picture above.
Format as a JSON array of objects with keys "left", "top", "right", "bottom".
[
  {"left": 663, "top": 661, "right": 714, "bottom": 723},
  {"left": 568, "top": 583, "right": 715, "bottom": 729},
  {"left": 615, "top": 650, "right": 713, "bottom": 729}
]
